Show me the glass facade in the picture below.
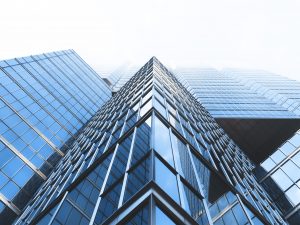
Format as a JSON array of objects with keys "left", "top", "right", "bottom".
[
  {"left": 14, "top": 57, "right": 286, "bottom": 225},
  {"left": 0, "top": 50, "right": 111, "bottom": 224},
  {"left": 174, "top": 68, "right": 300, "bottom": 224},
  {"left": 256, "top": 131, "right": 300, "bottom": 224},
  {"left": 174, "top": 68, "right": 300, "bottom": 119}
]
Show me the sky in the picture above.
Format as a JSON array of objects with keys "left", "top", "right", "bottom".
[{"left": 1, "top": 0, "right": 300, "bottom": 80}]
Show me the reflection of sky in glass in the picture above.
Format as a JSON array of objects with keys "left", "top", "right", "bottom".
[
  {"left": 155, "top": 206, "right": 175, "bottom": 225},
  {"left": 170, "top": 133, "right": 184, "bottom": 176},
  {"left": 140, "top": 99, "right": 152, "bottom": 117},
  {"left": 155, "top": 158, "right": 179, "bottom": 203},
  {"left": 154, "top": 117, "right": 174, "bottom": 167},
  {"left": 286, "top": 184, "right": 300, "bottom": 206}
]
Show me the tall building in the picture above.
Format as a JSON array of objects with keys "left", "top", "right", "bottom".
[
  {"left": 0, "top": 50, "right": 111, "bottom": 223},
  {"left": 175, "top": 68, "right": 300, "bottom": 224},
  {"left": 256, "top": 131, "right": 300, "bottom": 224},
  {"left": 174, "top": 68, "right": 300, "bottom": 163},
  {"left": 14, "top": 57, "right": 286, "bottom": 225}
]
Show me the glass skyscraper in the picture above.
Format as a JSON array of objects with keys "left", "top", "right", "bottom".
[
  {"left": 174, "top": 68, "right": 300, "bottom": 164},
  {"left": 175, "top": 68, "right": 300, "bottom": 224},
  {"left": 1, "top": 51, "right": 300, "bottom": 224},
  {"left": 0, "top": 50, "right": 111, "bottom": 223},
  {"left": 12, "top": 57, "right": 287, "bottom": 225}
]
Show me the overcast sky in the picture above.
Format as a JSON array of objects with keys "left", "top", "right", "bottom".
[{"left": 1, "top": 0, "right": 300, "bottom": 80}]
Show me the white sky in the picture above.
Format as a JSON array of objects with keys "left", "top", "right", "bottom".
[{"left": 1, "top": 0, "right": 300, "bottom": 80}]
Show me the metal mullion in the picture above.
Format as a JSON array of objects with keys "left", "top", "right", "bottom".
[
  {"left": 2, "top": 66, "right": 76, "bottom": 142},
  {"left": 89, "top": 143, "right": 119, "bottom": 225},
  {"left": 186, "top": 145, "right": 214, "bottom": 225},
  {"left": 47, "top": 192, "right": 69, "bottom": 225},
  {"left": 16, "top": 58, "right": 85, "bottom": 130},
  {"left": 34, "top": 58, "right": 92, "bottom": 116},
  {"left": 236, "top": 194, "right": 255, "bottom": 225},
  {"left": 0, "top": 135, "right": 47, "bottom": 180},
  {"left": 0, "top": 193, "right": 20, "bottom": 215},
  {"left": 48, "top": 56, "right": 99, "bottom": 106},
  {"left": 60, "top": 53, "right": 107, "bottom": 100},
  {"left": 69, "top": 51, "right": 112, "bottom": 92},
  {"left": 118, "top": 127, "right": 137, "bottom": 208}
]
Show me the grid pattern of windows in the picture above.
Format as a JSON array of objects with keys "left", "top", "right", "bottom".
[
  {"left": 257, "top": 131, "right": 300, "bottom": 223},
  {"left": 0, "top": 50, "right": 111, "bottom": 223},
  {"left": 174, "top": 68, "right": 299, "bottom": 119},
  {"left": 14, "top": 57, "right": 286, "bottom": 225}
]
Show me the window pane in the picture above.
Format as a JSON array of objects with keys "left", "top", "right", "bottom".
[
  {"left": 155, "top": 158, "right": 179, "bottom": 203},
  {"left": 130, "top": 118, "right": 151, "bottom": 167},
  {"left": 124, "top": 202, "right": 150, "bottom": 225},
  {"left": 154, "top": 117, "right": 174, "bottom": 167},
  {"left": 124, "top": 157, "right": 151, "bottom": 203},
  {"left": 182, "top": 182, "right": 209, "bottom": 224},
  {"left": 155, "top": 207, "right": 176, "bottom": 225}
]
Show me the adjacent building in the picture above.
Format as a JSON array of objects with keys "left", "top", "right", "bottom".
[
  {"left": 14, "top": 57, "right": 286, "bottom": 225},
  {"left": 175, "top": 68, "right": 300, "bottom": 224},
  {"left": 0, "top": 50, "right": 111, "bottom": 223}
]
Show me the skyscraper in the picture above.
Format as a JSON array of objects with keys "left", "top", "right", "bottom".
[
  {"left": 175, "top": 68, "right": 300, "bottom": 224},
  {"left": 174, "top": 68, "right": 300, "bottom": 163},
  {"left": 14, "top": 57, "right": 286, "bottom": 225},
  {"left": 0, "top": 50, "right": 111, "bottom": 223}
]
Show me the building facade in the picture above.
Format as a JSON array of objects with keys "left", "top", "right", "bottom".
[
  {"left": 175, "top": 68, "right": 300, "bottom": 224},
  {"left": 0, "top": 50, "right": 111, "bottom": 223},
  {"left": 14, "top": 57, "right": 286, "bottom": 225},
  {"left": 256, "top": 131, "right": 300, "bottom": 224}
]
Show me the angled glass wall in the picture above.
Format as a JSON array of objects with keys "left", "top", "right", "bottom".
[
  {"left": 0, "top": 50, "right": 111, "bottom": 224},
  {"left": 15, "top": 57, "right": 286, "bottom": 225},
  {"left": 256, "top": 130, "right": 300, "bottom": 224}
]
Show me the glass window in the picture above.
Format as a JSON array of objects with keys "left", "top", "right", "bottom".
[
  {"left": 292, "top": 152, "right": 300, "bottom": 165},
  {"left": 124, "top": 157, "right": 150, "bottom": 203},
  {"left": 271, "top": 169, "right": 293, "bottom": 191},
  {"left": 231, "top": 203, "right": 249, "bottom": 225},
  {"left": 130, "top": 117, "right": 151, "bottom": 167},
  {"left": 154, "top": 117, "right": 174, "bottom": 167},
  {"left": 105, "top": 133, "right": 133, "bottom": 190},
  {"left": 123, "top": 202, "right": 150, "bottom": 225},
  {"left": 286, "top": 185, "right": 300, "bottom": 206},
  {"left": 142, "top": 89, "right": 153, "bottom": 104},
  {"left": 153, "top": 89, "right": 164, "bottom": 104},
  {"left": 280, "top": 142, "right": 295, "bottom": 156},
  {"left": 289, "top": 133, "right": 300, "bottom": 147},
  {"left": 181, "top": 182, "right": 209, "bottom": 224},
  {"left": 155, "top": 158, "right": 179, "bottom": 204},
  {"left": 2, "top": 156, "right": 24, "bottom": 178},
  {"left": 170, "top": 133, "right": 199, "bottom": 192},
  {"left": 270, "top": 150, "right": 285, "bottom": 163},
  {"left": 155, "top": 206, "right": 176, "bottom": 225},
  {"left": 94, "top": 180, "right": 123, "bottom": 225},
  {"left": 154, "top": 98, "right": 167, "bottom": 118},
  {"left": 140, "top": 99, "right": 152, "bottom": 118},
  {"left": 281, "top": 161, "right": 300, "bottom": 182},
  {"left": 222, "top": 210, "right": 238, "bottom": 225},
  {"left": 261, "top": 158, "right": 276, "bottom": 172}
]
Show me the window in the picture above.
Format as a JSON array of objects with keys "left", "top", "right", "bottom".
[
  {"left": 271, "top": 169, "right": 293, "bottom": 191},
  {"left": 286, "top": 185, "right": 300, "bottom": 206},
  {"left": 154, "top": 117, "right": 174, "bottom": 167},
  {"left": 155, "top": 158, "right": 179, "bottom": 203},
  {"left": 155, "top": 206, "right": 176, "bottom": 225}
]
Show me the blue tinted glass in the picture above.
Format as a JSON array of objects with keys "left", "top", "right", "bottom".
[
  {"left": 155, "top": 207, "right": 176, "bottom": 225},
  {"left": 154, "top": 117, "right": 174, "bottom": 167},
  {"left": 155, "top": 158, "right": 179, "bottom": 203}
]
